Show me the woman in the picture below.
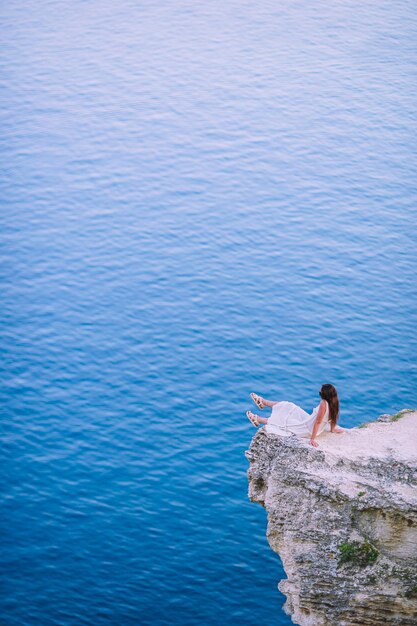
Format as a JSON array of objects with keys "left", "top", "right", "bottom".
[{"left": 246, "top": 383, "right": 344, "bottom": 447}]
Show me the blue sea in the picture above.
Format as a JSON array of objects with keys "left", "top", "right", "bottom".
[{"left": 1, "top": 1, "right": 416, "bottom": 624}]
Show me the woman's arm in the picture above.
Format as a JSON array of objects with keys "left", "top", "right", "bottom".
[{"left": 309, "top": 400, "right": 326, "bottom": 447}]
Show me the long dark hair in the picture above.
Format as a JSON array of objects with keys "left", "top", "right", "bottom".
[{"left": 319, "top": 384, "right": 339, "bottom": 426}]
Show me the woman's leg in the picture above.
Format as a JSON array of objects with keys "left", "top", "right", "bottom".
[
  {"left": 247, "top": 410, "right": 268, "bottom": 425},
  {"left": 261, "top": 398, "right": 279, "bottom": 408},
  {"left": 251, "top": 393, "right": 279, "bottom": 409}
]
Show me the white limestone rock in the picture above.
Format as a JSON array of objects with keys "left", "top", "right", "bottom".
[{"left": 246, "top": 410, "right": 417, "bottom": 626}]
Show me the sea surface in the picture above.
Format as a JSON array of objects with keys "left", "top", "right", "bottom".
[{"left": 1, "top": 1, "right": 416, "bottom": 625}]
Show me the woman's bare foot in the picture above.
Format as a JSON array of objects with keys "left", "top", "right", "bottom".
[
  {"left": 246, "top": 410, "right": 260, "bottom": 427},
  {"left": 250, "top": 393, "right": 265, "bottom": 410},
  {"left": 332, "top": 427, "right": 345, "bottom": 434}
]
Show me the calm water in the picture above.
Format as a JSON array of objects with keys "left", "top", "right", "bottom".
[{"left": 1, "top": 1, "right": 416, "bottom": 624}]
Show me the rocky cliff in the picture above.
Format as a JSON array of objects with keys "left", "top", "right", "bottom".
[{"left": 246, "top": 409, "right": 417, "bottom": 626}]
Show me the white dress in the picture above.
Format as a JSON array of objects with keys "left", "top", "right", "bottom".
[{"left": 265, "top": 400, "right": 329, "bottom": 438}]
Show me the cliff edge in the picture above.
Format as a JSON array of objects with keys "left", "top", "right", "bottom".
[{"left": 246, "top": 410, "right": 417, "bottom": 626}]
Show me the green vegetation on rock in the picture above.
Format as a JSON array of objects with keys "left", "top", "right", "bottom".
[
  {"left": 357, "top": 408, "right": 414, "bottom": 429},
  {"left": 338, "top": 541, "right": 379, "bottom": 567},
  {"left": 389, "top": 409, "right": 414, "bottom": 422}
]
